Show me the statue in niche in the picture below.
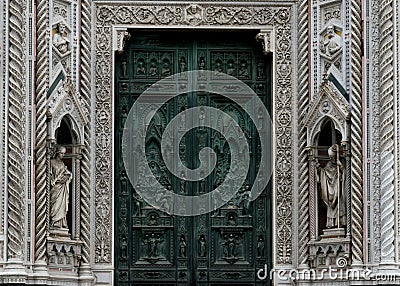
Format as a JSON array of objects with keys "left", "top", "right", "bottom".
[
  {"left": 50, "top": 146, "right": 72, "bottom": 229},
  {"left": 198, "top": 235, "right": 206, "bottom": 257},
  {"left": 162, "top": 59, "right": 171, "bottom": 77},
  {"left": 222, "top": 234, "right": 237, "bottom": 258},
  {"left": 120, "top": 56, "right": 127, "bottom": 78},
  {"left": 199, "top": 57, "right": 205, "bottom": 70},
  {"left": 144, "top": 233, "right": 163, "bottom": 258},
  {"left": 227, "top": 214, "right": 236, "bottom": 226},
  {"left": 239, "top": 187, "right": 251, "bottom": 215},
  {"left": 148, "top": 214, "right": 157, "bottom": 225},
  {"left": 53, "top": 22, "right": 70, "bottom": 54},
  {"left": 120, "top": 106, "right": 127, "bottom": 129},
  {"left": 179, "top": 235, "right": 186, "bottom": 257},
  {"left": 133, "top": 192, "right": 143, "bottom": 217},
  {"left": 136, "top": 59, "right": 146, "bottom": 75},
  {"left": 239, "top": 61, "right": 249, "bottom": 77},
  {"left": 226, "top": 60, "right": 235, "bottom": 76},
  {"left": 214, "top": 60, "right": 223, "bottom": 75},
  {"left": 179, "top": 56, "right": 187, "bottom": 73},
  {"left": 199, "top": 57, "right": 206, "bottom": 79},
  {"left": 321, "top": 25, "right": 342, "bottom": 57},
  {"left": 257, "top": 60, "right": 264, "bottom": 78},
  {"left": 317, "top": 144, "right": 346, "bottom": 228},
  {"left": 120, "top": 235, "right": 128, "bottom": 259},
  {"left": 257, "top": 235, "right": 265, "bottom": 257},
  {"left": 149, "top": 60, "right": 158, "bottom": 76}
]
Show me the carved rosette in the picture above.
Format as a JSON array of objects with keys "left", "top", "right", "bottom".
[{"left": 94, "top": 3, "right": 293, "bottom": 265}]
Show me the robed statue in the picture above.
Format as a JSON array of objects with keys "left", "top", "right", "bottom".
[
  {"left": 317, "top": 144, "right": 346, "bottom": 228},
  {"left": 50, "top": 146, "right": 72, "bottom": 228}
]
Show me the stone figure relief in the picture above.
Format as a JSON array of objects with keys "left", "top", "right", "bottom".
[
  {"left": 53, "top": 22, "right": 70, "bottom": 54},
  {"left": 317, "top": 144, "right": 346, "bottom": 228},
  {"left": 186, "top": 4, "right": 202, "bottom": 25},
  {"left": 320, "top": 25, "right": 342, "bottom": 58},
  {"left": 257, "top": 235, "right": 265, "bottom": 257},
  {"left": 179, "top": 56, "right": 187, "bottom": 73},
  {"left": 143, "top": 233, "right": 164, "bottom": 258},
  {"left": 198, "top": 235, "right": 206, "bottom": 257},
  {"left": 149, "top": 59, "right": 158, "bottom": 76},
  {"left": 50, "top": 146, "right": 72, "bottom": 229},
  {"left": 120, "top": 56, "right": 127, "bottom": 78},
  {"left": 222, "top": 233, "right": 240, "bottom": 258},
  {"left": 179, "top": 235, "right": 186, "bottom": 258},
  {"left": 136, "top": 58, "right": 146, "bottom": 75}
]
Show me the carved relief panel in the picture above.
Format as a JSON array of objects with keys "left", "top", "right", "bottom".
[
  {"left": 51, "top": 0, "right": 79, "bottom": 83},
  {"left": 311, "top": 0, "right": 348, "bottom": 98}
]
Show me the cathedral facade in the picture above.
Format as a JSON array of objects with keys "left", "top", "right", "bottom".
[{"left": 0, "top": 0, "right": 399, "bottom": 285}]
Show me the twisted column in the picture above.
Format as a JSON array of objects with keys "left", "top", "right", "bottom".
[
  {"left": 350, "top": 0, "right": 364, "bottom": 264},
  {"left": 309, "top": 154, "right": 316, "bottom": 241},
  {"left": 378, "top": 0, "right": 395, "bottom": 263},
  {"left": 7, "top": 0, "right": 25, "bottom": 260},
  {"left": 34, "top": 0, "right": 49, "bottom": 263},
  {"left": 297, "top": 0, "right": 310, "bottom": 267},
  {"left": 79, "top": 0, "right": 92, "bottom": 264}
]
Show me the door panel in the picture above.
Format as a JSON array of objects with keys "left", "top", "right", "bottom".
[{"left": 115, "top": 31, "right": 272, "bottom": 286}]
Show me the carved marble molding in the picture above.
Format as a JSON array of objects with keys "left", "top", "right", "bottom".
[
  {"left": 305, "top": 81, "right": 350, "bottom": 146},
  {"left": 35, "top": 0, "right": 50, "bottom": 264},
  {"left": 47, "top": 74, "right": 89, "bottom": 145},
  {"left": 114, "top": 28, "right": 131, "bottom": 53},
  {"left": 378, "top": 0, "right": 395, "bottom": 264},
  {"left": 79, "top": 0, "right": 93, "bottom": 268},
  {"left": 7, "top": 0, "right": 26, "bottom": 262},
  {"left": 255, "top": 30, "right": 275, "bottom": 54},
  {"left": 93, "top": 2, "right": 294, "bottom": 265},
  {"left": 296, "top": 0, "right": 310, "bottom": 267}
]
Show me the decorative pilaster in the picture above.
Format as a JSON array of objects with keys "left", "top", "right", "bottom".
[
  {"left": 350, "top": 0, "right": 364, "bottom": 265},
  {"left": 255, "top": 30, "right": 274, "bottom": 55},
  {"left": 379, "top": 0, "right": 395, "bottom": 264},
  {"left": 297, "top": 0, "right": 310, "bottom": 267},
  {"left": 79, "top": 0, "right": 93, "bottom": 269},
  {"left": 7, "top": 0, "right": 25, "bottom": 263},
  {"left": 308, "top": 149, "right": 317, "bottom": 242},
  {"left": 34, "top": 0, "right": 49, "bottom": 266}
]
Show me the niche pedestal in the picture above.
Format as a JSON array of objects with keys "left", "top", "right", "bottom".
[{"left": 321, "top": 227, "right": 345, "bottom": 239}]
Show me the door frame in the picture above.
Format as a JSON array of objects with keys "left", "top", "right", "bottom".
[{"left": 92, "top": 2, "right": 297, "bottom": 283}]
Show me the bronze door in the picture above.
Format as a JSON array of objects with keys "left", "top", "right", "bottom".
[{"left": 115, "top": 30, "right": 272, "bottom": 286}]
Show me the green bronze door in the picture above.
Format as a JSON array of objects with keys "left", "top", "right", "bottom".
[{"left": 115, "top": 31, "right": 272, "bottom": 286}]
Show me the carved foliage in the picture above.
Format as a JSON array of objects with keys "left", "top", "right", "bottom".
[{"left": 94, "top": 3, "right": 293, "bottom": 265}]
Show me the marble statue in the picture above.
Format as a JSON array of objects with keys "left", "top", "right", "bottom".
[
  {"left": 53, "top": 23, "right": 70, "bottom": 54},
  {"left": 50, "top": 146, "right": 72, "bottom": 229},
  {"left": 317, "top": 144, "right": 346, "bottom": 228},
  {"left": 321, "top": 25, "right": 342, "bottom": 57}
]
